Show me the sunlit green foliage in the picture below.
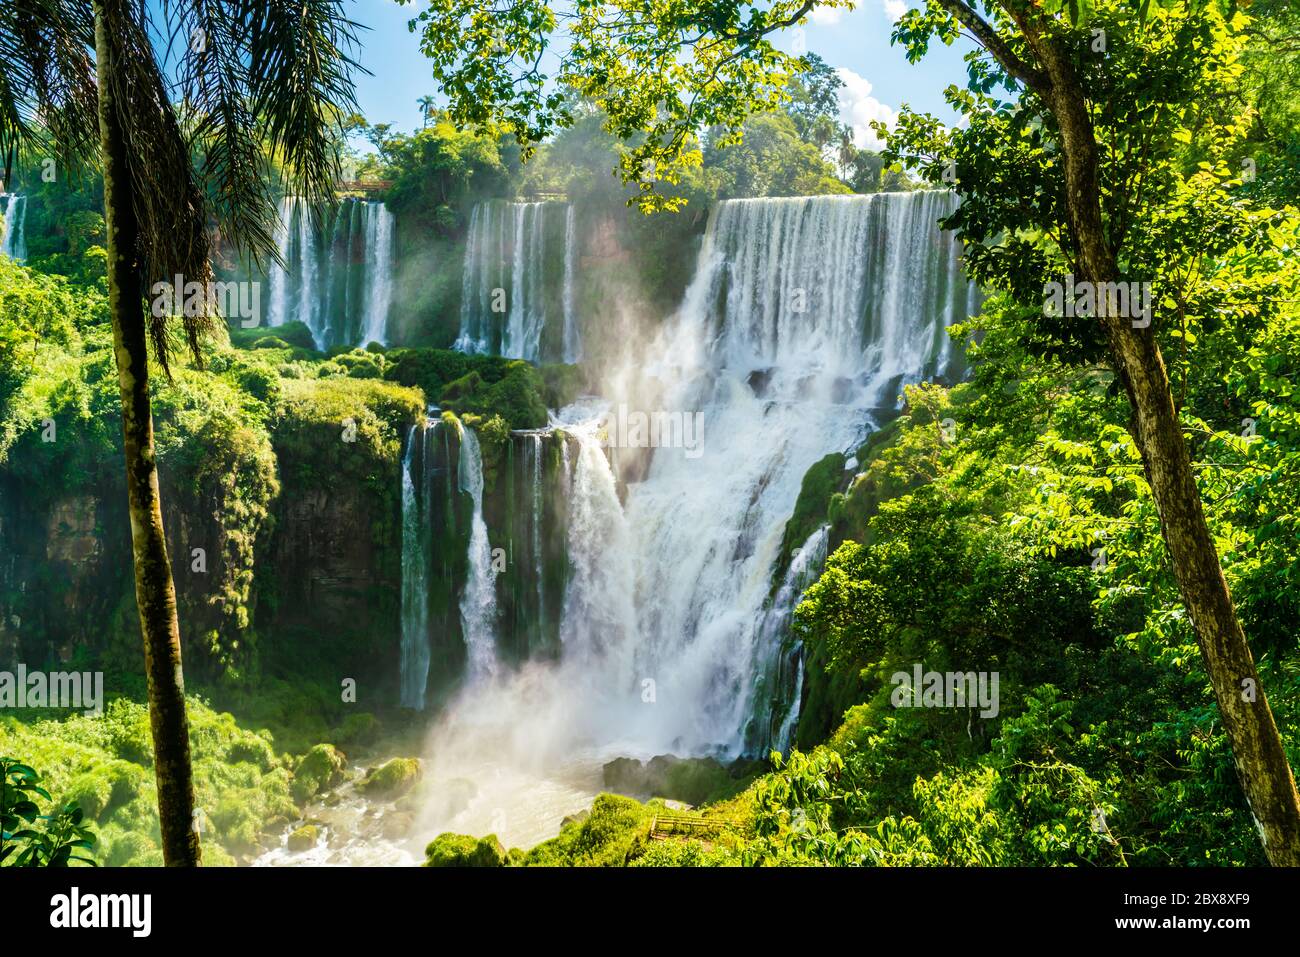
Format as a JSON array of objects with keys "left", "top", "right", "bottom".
[{"left": 0, "top": 700, "right": 305, "bottom": 866}]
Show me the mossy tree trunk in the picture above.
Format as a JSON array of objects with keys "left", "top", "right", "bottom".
[
  {"left": 965, "top": 4, "right": 1300, "bottom": 866},
  {"left": 94, "top": 0, "right": 201, "bottom": 867}
]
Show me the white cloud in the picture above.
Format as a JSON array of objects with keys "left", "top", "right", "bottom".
[
  {"left": 836, "top": 68, "right": 898, "bottom": 151},
  {"left": 809, "top": 7, "right": 846, "bottom": 25},
  {"left": 883, "top": 0, "right": 909, "bottom": 22}
]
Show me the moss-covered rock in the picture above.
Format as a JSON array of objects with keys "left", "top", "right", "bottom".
[
  {"left": 287, "top": 824, "right": 320, "bottom": 852},
  {"left": 778, "top": 451, "right": 846, "bottom": 568},
  {"left": 333, "top": 348, "right": 386, "bottom": 379},
  {"left": 229, "top": 319, "right": 318, "bottom": 352},
  {"left": 559, "top": 809, "right": 590, "bottom": 830},
  {"left": 424, "top": 832, "right": 507, "bottom": 867},
  {"left": 602, "top": 754, "right": 757, "bottom": 806},
  {"left": 267, "top": 377, "right": 421, "bottom": 687},
  {"left": 360, "top": 757, "right": 421, "bottom": 798},
  {"left": 385, "top": 348, "right": 549, "bottom": 429},
  {"left": 827, "top": 416, "right": 909, "bottom": 545},
  {"left": 523, "top": 793, "right": 653, "bottom": 866},
  {"left": 292, "top": 744, "right": 347, "bottom": 803},
  {"left": 439, "top": 369, "right": 485, "bottom": 402}
]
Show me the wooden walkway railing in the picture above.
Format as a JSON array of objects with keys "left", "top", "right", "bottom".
[
  {"left": 337, "top": 180, "right": 392, "bottom": 193},
  {"left": 648, "top": 814, "right": 741, "bottom": 840}
]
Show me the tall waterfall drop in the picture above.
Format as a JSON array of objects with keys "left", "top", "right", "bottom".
[
  {"left": 361, "top": 202, "right": 396, "bottom": 346},
  {"left": 557, "top": 416, "right": 638, "bottom": 681},
  {"left": 529, "top": 434, "right": 546, "bottom": 644},
  {"left": 456, "top": 423, "right": 499, "bottom": 682},
  {"left": 561, "top": 205, "right": 582, "bottom": 363},
  {"left": 616, "top": 190, "right": 975, "bottom": 755},
  {"left": 399, "top": 422, "right": 434, "bottom": 710},
  {"left": 456, "top": 200, "right": 582, "bottom": 362},
  {"left": 748, "top": 524, "right": 831, "bottom": 753},
  {"left": 266, "top": 196, "right": 396, "bottom": 350},
  {"left": 1, "top": 194, "right": 27, "bottom": 261}
]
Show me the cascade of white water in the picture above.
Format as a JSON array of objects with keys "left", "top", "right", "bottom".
[
  {"left": 504, "top": 203, "right": 529, "bottom": 357},
  {"left": 1, "top": 195, "right": 27, "bottom": 261},
  {"left": 609, "top": 191, "right": 974, "bottom": 756},
  {"left": 425, "top": 192, "right": 973, "bottom": 763},
  {"left": 295, "top": 199, "right": 319, "bottom": 347},
  {"left": 399, "top": 423, "right": 432, "bottom": 709},
  {"left": 557, "top": 418, "right": 638, "bottom": 681},
  {"left": 865, "top": 190, "right": 969, "bottom": 390},
  {"left": 455, "top": 203, "right": 488, "bottom": 354},
  {"left": 560, "top": 432, "right": 572, "bottom": 488},
  {"left": 266, "top": 196, "right": 294, "bottom": 330},
  {"left": 530, "top": 434, "right": 546, "bottom": 638},
  {"left": 265, "top": 197, "right": 396, "bottom": 349},
  {"left": 361, "top": 202, "right": 395, "bottom": 346},
  {"left": 457, "top": 424, "right": 499, "bottom": 681},
  {"left": 754, "top": 524, "right": 831, "bottom": 753},
  {"left": 385, "top": 191, "right": 976, "bottom": 866},
  {"left": 505, "top": 202, "right": 547, "bottom": 360},
  {"left": 457, "top": 200, "right": 571, "bottom": 362},
  {"left": 561, "top": 205, "right": 582, "bottom": 363}
]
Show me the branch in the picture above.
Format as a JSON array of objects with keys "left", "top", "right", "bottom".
[{"left": 933, "top": 0, "right": 1050, "bottom": 93}]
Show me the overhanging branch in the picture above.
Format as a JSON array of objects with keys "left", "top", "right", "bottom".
[{"left": 934, "top": 0, "right": 1050, "bottom": 93}]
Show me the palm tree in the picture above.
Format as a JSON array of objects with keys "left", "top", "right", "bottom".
[
  {"left": 836, "top": 126, "right": 856, "bottom": 182},
  {"left": 418, "top": 95, "right": 438, "bottom": 128},
  {"left": 0, "top": 0, "right": 363, "bottom": 865}
]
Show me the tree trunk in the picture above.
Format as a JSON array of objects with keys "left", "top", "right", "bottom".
[
  {"left": 1030, "top": 26, "right": 1300, "bottom": 866},
  {"left": 95, "top": 0, "right": 202, "bottom": 867}
]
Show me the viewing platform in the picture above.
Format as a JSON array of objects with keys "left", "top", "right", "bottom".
[{"left": 337, "top": 180, "right": 392, "bottom": 194}]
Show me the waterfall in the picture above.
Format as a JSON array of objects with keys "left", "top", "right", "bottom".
[
  {"left": 426, "top": 191, "right": 974, "bottom": 756},
  {"left": 557, "top": 419, "right": 638, "bottom": 680},
  {"left": 399, "top": 423, "right": 433, "bottom": 709},
  {"left": 455, "top": 203, "right": 491, "bottom": 354},
  {"left": 613, "top": 191, "right": 975, "bottom": 755},
  {"left": 266, "top": 196, "right": 294, "bottom": 332},
  {"left": 456, "top": 424, "right": 499, "bottom": 681},
  {"left": 561, "top": 205, "right": 582, "bottom": 363},
  {"left": 747, "top": 524, "right": 831, "bottom": 754},
  {"left": 530, "top": 434, "right": 546, "bottom": 644},
  {"left": 361, "top": 203, "right": 395, "bottom": 346},
  {"left": 265, "top": 197, "right": 396, "bottom": 350},
  {"left": 295, "top": 200, "right": 317, "bottom": 345},
  {"left": 372, "top": 189, "right": 980, "bottom": 861},
  {"left": 504, "top": 201, "right": 544, "bottom": 359},
  {"left": 1, "top": 194, "right": 27, "bottom": 261},
  {"left": 457, "top": 200, "right": 574, "bottom": 362}
]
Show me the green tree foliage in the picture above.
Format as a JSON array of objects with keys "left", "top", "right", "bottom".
[
  {"left": 403, "top": 0, "right": 855, "bottom": 209},
  {"left": 703, "top": 112, "right": 850, "bottom": 199},
  {"left": 1238, "top": 0, "right": 1300, "bottom": 206},
  {"left": 1, "top": 757, "right": 97, "bottom": 867},
  {"left": 761, "top": 237, "right": 1300, "bottom": 863},
  {"left": 0, "top": 701, "right": 322, "bottom": 866},
  {"left": 785, "top": 53, "right": 845, "bottom": 152},
  {"left": 381, "top": 117, "right": 512, "bottom": 230}
]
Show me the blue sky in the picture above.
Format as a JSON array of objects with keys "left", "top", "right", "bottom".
[{"left": 348, "top": 0, "right": 974, "bottom": 149}]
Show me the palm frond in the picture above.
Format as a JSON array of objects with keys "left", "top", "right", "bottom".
[
  {"left": 167, "top": 0, "right": 278, "bottom": 270},
  {"left": 0, "top": 0, "right": 98, "bottom": 184},
  {"left": 5, "top": 0, "right": 366, "bottom": 370},
  {"left": 242, "top": 0, "right": 367, "bottom": 209}
]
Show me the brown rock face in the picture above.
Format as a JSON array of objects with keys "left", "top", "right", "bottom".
[{"left": 45, "top": 496, "right": 102, "bottom": 565}]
